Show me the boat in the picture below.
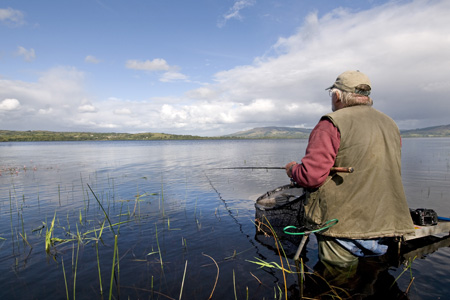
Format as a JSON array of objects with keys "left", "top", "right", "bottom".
[{"left": 254, "top": 184, "right": 450, "bottom": 261}]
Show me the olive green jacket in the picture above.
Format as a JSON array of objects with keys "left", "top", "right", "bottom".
[{"left": 304, "top": 106, "right": 414, "bottom": 239}]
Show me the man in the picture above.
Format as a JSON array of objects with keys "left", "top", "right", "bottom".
[{"left": 285, "top": 70, "right": 414, "bottom": 267}]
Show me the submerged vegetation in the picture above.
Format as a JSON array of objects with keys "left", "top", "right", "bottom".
[{"left": 2, "top": 167, "right": 418, "bottom": 300}]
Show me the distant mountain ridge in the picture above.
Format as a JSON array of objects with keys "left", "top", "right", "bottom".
[
  {"left": 400, "top": 124, "right": 450, "bottom": 137},
  {"left": 0, "top": 124, "right": 449, "bottom": 142},
  {"left": 223, "top": 126, "right": 311, "bottom": 139},
  {"left": 224, "top": 124, "right": 450, "bottom": 139}
]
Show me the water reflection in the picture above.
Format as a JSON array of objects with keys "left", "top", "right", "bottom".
[{"left": 1, "top": 139, "right": 450, "bottom": 299}]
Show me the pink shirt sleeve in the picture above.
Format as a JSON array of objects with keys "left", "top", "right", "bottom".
[{"left": 291, "top": 118, "right": 341, "bottom": 189}]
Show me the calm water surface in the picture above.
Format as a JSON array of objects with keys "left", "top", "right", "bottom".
[{"left": 0, "top": 138, "right": 449, "bottom": 299}]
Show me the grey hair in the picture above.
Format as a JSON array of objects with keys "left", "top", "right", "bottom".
[{"left": 330, "top": 88, "right": 373, "bottom": 107}]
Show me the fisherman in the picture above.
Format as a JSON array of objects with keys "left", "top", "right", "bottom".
[{"left": 285, "top": 70, "right": 414, "bottom": 268}]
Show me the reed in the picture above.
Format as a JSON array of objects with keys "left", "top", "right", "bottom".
[
  {"left": 108, "top": 234, "right": 118, "bottom": 300},
  {"left": 61, "top": 257, "right": 69, "bottom": 300},
  {"left": 178, "top": 260, "right": 188, "bottom": 300},
  {"left": 95, "top": 240, "right": 103, "bottom": 297},
  {"left": 155, "top": 224, "right": 163, "bottom": 270},
  {"left": 391, "top": 255, "right": 417, "bottom": 289},
  {"left": 160, "top": 175, "right": 165, "bottom": 217},
  {"left": 19, "top": 232, "right": 31, "bottom": 249},
  {"left": 45, "top": 211, "right": 57, "bottom": 254},
  {"left": 9, "top": 190, "right": 15, "bottom": 251},
  {"left": 261, "top": 216, "right": 289, "bottom": 300},
  {"left": 73, "top": 238, "right": 80, "bottom": 300},
  {"left": 233, "top": 269, "right": 237, "bottom": 300},
  {"left": 94, "top": 219, "right": 106, "bottom": 296},
  {"left": 87, "top": 184, "right": 116, "bottom": 235},
  {"left": 202, "top": 253, "right": 219, "bottom": 299},
  {"left": 297, "top": 258, "right": 304, "bottom": 298}
]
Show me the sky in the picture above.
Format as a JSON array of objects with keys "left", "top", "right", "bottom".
[{"left": 0, "top": 0, "right": 449, "bottom": 136}]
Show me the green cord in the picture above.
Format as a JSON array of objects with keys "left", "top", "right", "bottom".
[{"left": 283, "top": 219, "right": 339, "bottom": 235}]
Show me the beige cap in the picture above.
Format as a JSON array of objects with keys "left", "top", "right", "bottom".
[{"left": 326, "top": 70, "right": 371, "bottom": 95}]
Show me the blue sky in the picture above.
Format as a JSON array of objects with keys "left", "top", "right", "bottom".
[{"left": 1, "top": 0, "right": 449, "bottom": 136}]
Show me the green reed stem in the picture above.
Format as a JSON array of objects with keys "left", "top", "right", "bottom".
[
  {"left": 87, "top": 184, "right": 116, "bottom": 235},
  {"left": 161, "top": 175, "right": 165, "bottom": 217},
  {"left": 9, "top": 190, "right": 15, "bottom": 251},
  {"left": 73, "top": 227, "right": 81, "bottom": 300},
  {"left": 391, "top": 256, "right": 416, "bottom": 288},
  {"left": 109, "top": 235, "right": 118, "bottom": 300},
  {"left": 155, "top": 224, "right": 163, "bottom": 270},
  {"left": 45, "top": 211, "right": 57, "bottom": 253},
  {"left": 179, "top": 260, "right": 188, "bottom": 300},
  {"left": 61, "top": 257, "right": 69, "bottom": 300},
  {"left": 233, "top": 269, "right": 237, "bottom": 300},
  {"left": 94, "top": 221, "right": 105, "bottom": 297},
  {"left": 37, "top": 183, "right": 40, "bottom": 211},
  {"left": 96, "top": 241, "right": 103, "bottom": 296},
  {"left": 115, "top": 243, "right": 120, "bottom": 296}
]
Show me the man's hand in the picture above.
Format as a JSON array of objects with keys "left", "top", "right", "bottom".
[{"left": 285, "top": 161, "right": 298, "bottom": 178}]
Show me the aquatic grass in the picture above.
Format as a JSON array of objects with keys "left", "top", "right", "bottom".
[
  {"left": 87, "top": 184, "right": 116, "bottom": 235},
  {"left": 73, "top": 238, "right": 80, "bottom": 300},
  {"left": 202, "top": 253, "right": 219, "bottom": 299},
  {"left": 9, "top": 190, "right": 15, "bottom": 251},
  {"left": 251, "top": 218, "right": 349, "bottom": 299},
  {"left": 233, "top": 269, "right": 237, "bottom": 300},
  {"left": 109, "top": 234, "right": 118, "bottom": 300},
  {"left": 261, "top": 216, "right": 289, "bottom": 300},
  {"left": 45, "top": 211, "right": 57, "bottom": 254},
  {"left": 160, "top": 174, "right": 166, "bottom": 217},
  {"left": 391, "top": 255, "right": 417, "bottom": 290},
  {"left": 246, "top": 258, "right": 296, "bottom": 275},
  {"left": 18, "top": 232, "right": 31, "bottom": 249},
  {"left": 61, "top": 257, "right": 69, "bottom": 300},
  {"left": 155, "top": 224, "right": 164, "bottom": 270},
  {"left": 168, "top": 217, "right": 180, "bottom": 230},
  {"left": 297, "top": 258, "right": 305, "bottom": 299},
  {"left": 95, "top": 239, "right": 104, "bottom": 297},
  {"left": 178, "top": 260, "right": 188, "bottom": 300}
]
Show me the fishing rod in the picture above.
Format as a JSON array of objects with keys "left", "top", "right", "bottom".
[{"left": 217, "top": 166, "right": 354, "bottom": 173}]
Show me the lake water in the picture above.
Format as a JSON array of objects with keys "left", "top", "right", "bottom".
[{"left": 0, "top": 138, "right": 449, "bottom": 299}]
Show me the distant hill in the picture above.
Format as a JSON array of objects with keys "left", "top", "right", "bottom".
[
  {"left": 400, "top": 124, "right": 450, "bottom": 137},
  {"left": 224, "top": 124, "right": 450, "bottom": 139},
  {"left": 0, "top": 130, "right": 209, "bottom": 142},
  {"left": 1, "top": 124, "right": 449, "bottom": 142},
  {"left": 223, "top": 126, "right": 312, "bottom": 139}
]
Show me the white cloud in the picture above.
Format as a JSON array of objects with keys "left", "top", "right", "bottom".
[
  {"left": 38, "top": 107, "right": 53, "bottom": 115},
  {"left": 125, "top": 58, "right": 188, "bottom": 83},
  {"left": 114, "top": 108, "right": 132, "bottom": 115},
  {"left": 218, "top": 0, "right": 256, "bottom": 28},
  {"left": 0, "top": 7, "right": 25, "bottom": 26},
  {"left": 78, "top": 104, "right": 97, "bottom": 113},
  {"left": 125, "top": 58, "right": 171, "bottom": 71},
  {"left": 85, "top": 55, "right": 100, "bottom": 64},
  {"left": 0, "top": 98, "right": 20, "bottom": 111},
  {"left": 160, "top": 71, "right": 188, "bottom": 82},
  {"left": 17, "top": 46, "right": 36, "bottom": 62},
  {"left": 185, "top": 87, "right": 218, "bottom": 100},
  {"left": 199, "top": 0, "right": 450, "bottom": 132},
  {"left": 0, "top": 66, "right": 90, "bottom": 130}
]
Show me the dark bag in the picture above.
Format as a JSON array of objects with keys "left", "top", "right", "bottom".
[{"left": 410, "top": 208, "right": 438, "bottom": 226}]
